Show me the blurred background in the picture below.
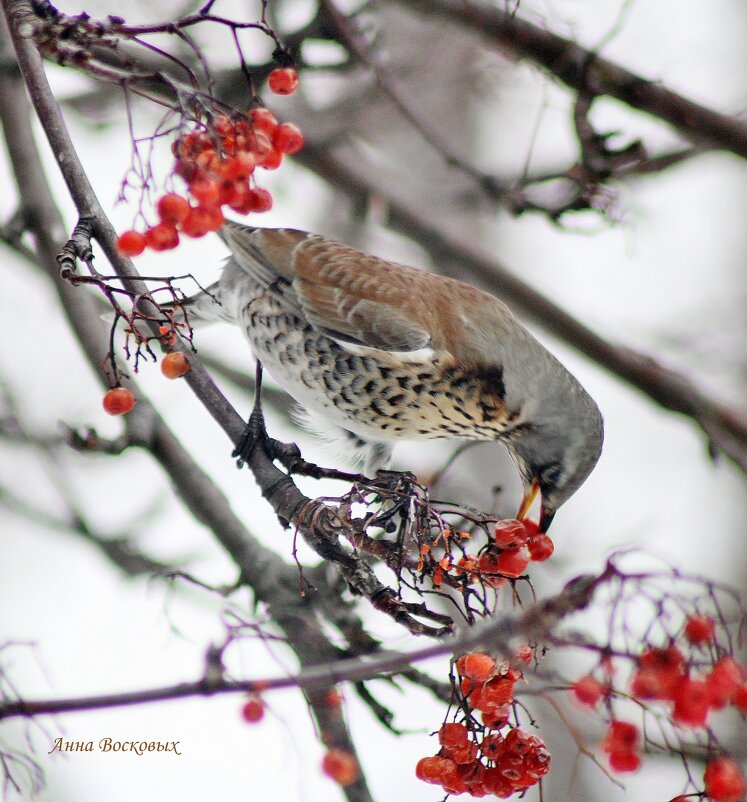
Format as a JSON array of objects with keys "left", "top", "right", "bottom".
[{"left": 1, "top": 0, "right": 746, "bottom": 800}]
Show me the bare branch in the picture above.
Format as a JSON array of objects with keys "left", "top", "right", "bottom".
[{"left": 398, "top": 0, "right": 747, "bottom": 158}]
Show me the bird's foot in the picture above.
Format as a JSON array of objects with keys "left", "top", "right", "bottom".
[
  {"left": 233, "top": 409, "right": 366, "bottom": 483},
  {"left": 363, "top": 469, "right": 419, "bottom": 496},
  {"left": 232, "top": 406, "right": 269, "bottom": 468}
]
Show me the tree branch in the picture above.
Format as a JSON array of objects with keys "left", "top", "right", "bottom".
[
  {"left": 398, "top": 0, "right": 747, "bottom": 159},
  {"left": 0, "top": 566, "right": 604, "bottom": 720}
]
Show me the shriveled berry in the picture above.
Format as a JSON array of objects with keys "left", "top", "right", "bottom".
[
  {"left": 456, "top": 652, "right": 496, "bottom": 683},
  {"left": 116, "top": 230, "right": 146, "bottom": 256},
  {"left": 439, "top": 722, "right": 469, "bottom": 747},
  {"left": 103, "top": 387, "right": 136, "bottom": 416},
  {"left": 161, "top": 352, "right": 191, "bottom": 379}
]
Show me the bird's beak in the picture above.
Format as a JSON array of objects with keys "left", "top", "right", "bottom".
[
  {"left": 539, "top": 506, "right": 555, "bottom": 533},
  {"left": 516, "top": 478, "right": 540, "bottom": 521}
]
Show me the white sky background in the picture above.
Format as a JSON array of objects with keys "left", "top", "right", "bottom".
[{"left": 1, "top": 1, "right": 746, "bottom": 801}]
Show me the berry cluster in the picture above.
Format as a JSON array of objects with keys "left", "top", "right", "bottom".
[
  {"left": 416, "top": 651, "right": 550, "bottom": 797},
  {"left": 421, "top": 519, "right": 554, "bottom": 589},
  {"left": 572, "top": 614, "right": 747, "bottom": 799},
  {"left": 116, "top": 105, "right": 304, "bottom": 256},
  {"left": 101, "top": 348, "right": 191, "bottom": 416},
  {"left": 630, "top": 646, "right": 746, "bottom": 727}
]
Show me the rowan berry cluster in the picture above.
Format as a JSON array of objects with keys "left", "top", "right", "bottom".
[
  {"left": 116, "top": 104, "right": 303, "bottom": 256},
  {"left": 420, "top": 518, "right": 553, "bottom": 590},
  {"left": 572, "top": 613, "right": 747, "bottom": 800},
  {"left": 115, "top": 67, "right": 303, "bottom": 257},
  {"left": 416, "top": 651, "right": 550, "bottom": 797}
]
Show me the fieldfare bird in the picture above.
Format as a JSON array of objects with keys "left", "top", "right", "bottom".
[{"left": 182, "top": 221, "right": 604, "bottom": 531}]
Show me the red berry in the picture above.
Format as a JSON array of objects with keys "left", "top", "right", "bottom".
[
  {"left": 251, "top": 129, "right": 274, "bottom": 160},
  {"left": 416, "top": 756, "right": 444, "bottom": 783},
  {"left": 495, "top": 545, "right": 531, "bottom": 578},
  {"left": 480, "top": 706, "right": 510, "bottom": 729},
  {"left": 493, "top": 519, "right": 529, "bottom": 549},
  {"left": 249, "top": 187, "right": 273, "bottom": 213},
  {"left": 684, "top": 614, "right": 716, "bottom": 646},
  {"left": 189, "top": 178, "right": 220, "bottom": 207},
  {"left": 156, "top": 193, "right": 190, "bottom": 225},
  {"left": 144, "top": 222, "right": 179, "bottom": 251},
  {"left": 321, "top": 749, "right": 359, "bottom": 786},
  {"left": 116, "top": 229, "right": 146, "bottom": 256},
  {"left": 572, "top": 675, "right": 606, "bottom": 707},
  {"left": 273, "top": 122, "right": 305, "bottom": 154},
  {"left": 527, "top": 533, "right": 554, "bottom": 562},
  {"left": 608, "top": 749, "right": 641, "bottom": 773},
  {"left": 438, "top": 722, "right": 469, "bottom": 747},
  {"left": 477, "top": 677, "right": 515, "bottom": 712},
  {"left": 181, "top": 206, "right": 224, "bottom": 238},
  {"left": 102, "top": 387, "right": 136, "bottom": 416},
  {"left": 672, "top": 677, "right": 711, "bottom": 728},
  {"left": 602, "top": 720, "right": 639, "bottom": 752},
  {"left": 240, "top": 694, "right": 265, "bottom": 723},
  {"left": 632, "top": 647, "right": 685, "bottom": 701},
  {"left": 161, "top": 352, "right": 191, "bottom": 379},
  {"left": 733, "top": 682, "right": 747, "bottom": 714},
  {"left": 456, "top": 652, "right": 496, "bottom": 683},
  {"left": 268, "top": 67, "right": 299, "bottom": 95},
  {"left": 222, "top": 152, "right": 256, "bottom": 181},
  {"left": 704, "top": 757, "right": 746, "bottom": 802},
  {"left": 250, "top": 107, "right": 278, "bottom": 134},
  {"left": 707, "top": 657, "right": 745, "bottom": 707},
  {"left": 259, "top": 148, "right": 283, "bottom": 170}
]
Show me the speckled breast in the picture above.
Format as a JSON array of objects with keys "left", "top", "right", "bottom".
[{"left": 241, "top": 297, "right": 513, "bottom": 443}]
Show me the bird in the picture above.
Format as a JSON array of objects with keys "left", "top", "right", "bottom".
[{"left": 180, "top": 220, "right": 604, "bottom": 532}]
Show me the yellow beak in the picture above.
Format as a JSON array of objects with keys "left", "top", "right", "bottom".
[{"left": 516, "top": 477, "right": 540, "bottom": 521}]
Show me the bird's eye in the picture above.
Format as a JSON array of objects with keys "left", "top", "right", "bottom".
[{"left": 540, "top": 462, "right": 562, "bottom": 489}]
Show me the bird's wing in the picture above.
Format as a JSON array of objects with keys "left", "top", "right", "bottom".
[
  {"left": 289, "top": 237, "right": 433, "bottom": 352},
  {"left": 219, "top": 221, "right": 301, "bottom": 288},
  {"left": 222, "top": 222, "right": 433, "bottom": 353}
]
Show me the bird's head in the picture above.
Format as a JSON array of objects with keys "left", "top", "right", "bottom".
[{"left": 508, "top": 396, "right": 604, "bottom": 533}]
